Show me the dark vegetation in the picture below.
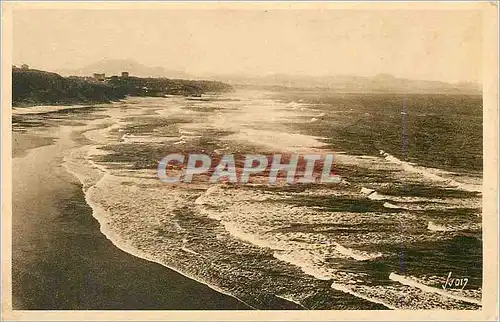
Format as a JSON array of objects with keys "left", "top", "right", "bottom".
[{"left": 12, "top": 67, "right": 232, "bottom": 107}]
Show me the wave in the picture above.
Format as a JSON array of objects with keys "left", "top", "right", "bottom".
[
  {"left": 121, "top": 134, "right": 179, "bottom": 144},
  {"left": 330, "top": 283, "right": 396, "bottom": 309},
  {"left": 274, "top": 294, "right": 308, "bottom": 309},
  {"left": 383, "top": 202, "right": 404, "bottom": 209},
  {"left": 427, "top": 221, "right": 481, "bottom": 232},
  {"left": 273, "top": 250, "right": 334, "bottom": 281},
  {"left": 332, "top": 242, "right": 383, "bottom": 261},
  {"left": 359, "top": 187, "right": 406, "bottom": 209},
  {"left": 389, "top": 272, "right": 481, "bottom": 306},
  {"left": 360, "top": 187, "right": 389, "bottom": 202},
  {"left": 379, "top": 150, "right": 481, "bottom": 193},
  {"left": 12, "top": 104, "right": 105, "bottom": 115},
  {"left": 427, "top": 221, "right": 453, "bottom": 232},
  {"left": 181, "top": 239, "right": 201, "bottom": 256}
]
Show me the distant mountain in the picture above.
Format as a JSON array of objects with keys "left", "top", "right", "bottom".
[
  {"left": 57, "top": 59, "right": 192, "bottom": 79},
  {"left": 206, "top": 73, "right": 481, "bottom": 94}
]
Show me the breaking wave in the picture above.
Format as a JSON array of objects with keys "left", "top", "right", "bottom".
[{"left": 380, "top": 150, "right": 481, "bottom": 192}]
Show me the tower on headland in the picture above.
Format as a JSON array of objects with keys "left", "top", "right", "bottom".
[
  {"left": 93, "top": 73, "right": 106, "bottom": 81},
  {"left": 121, "top": 71, "right": 129, "bottom": 78}
]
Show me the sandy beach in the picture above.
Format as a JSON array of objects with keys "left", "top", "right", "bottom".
[{"left": 11, "top": 125, "right": 251, "bottom": 310}]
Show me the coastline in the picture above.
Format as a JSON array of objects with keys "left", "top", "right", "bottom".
[
  {"left": 11, "top": 128, "right": 252, "bottom": 310},
  {"left": 63, "top": 162, "right": 259, "bottom": 310},
  {"left": 9, "top": 89, "right": 484, "bottom": 310}
]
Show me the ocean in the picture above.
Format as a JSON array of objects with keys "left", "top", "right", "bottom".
[{"left": 13, "top": 89, "right": 482, "bottom": 310}]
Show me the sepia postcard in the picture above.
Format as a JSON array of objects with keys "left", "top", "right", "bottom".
[{"left": 1, "top": 1, "right": 499, "bottom": 321}]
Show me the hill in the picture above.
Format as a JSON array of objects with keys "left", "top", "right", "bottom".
[
  {"left": 207, "top": 73, "right": 481, "bottom": 94},
  {"left": 57, "top": 59, "right": 191, "bottom": 79},
  {"left": 12, "top": 67, "right": 232, "bottom": 107},
  {"left": 12, "top": 67, "right": 126, "bottom": 106}
]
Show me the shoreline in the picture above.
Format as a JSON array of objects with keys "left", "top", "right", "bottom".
[
  {"left": 61, "top": 121, "right": 303, "bottom": 310},
  {"left": 11, "top": 128, "right": 252, "bottom": 310},
  {"left": 12, "top": 103, "right": 116, "bottom": 115},
  {"left": 65, "top": 162, "right": 258, "bottom": 310}
]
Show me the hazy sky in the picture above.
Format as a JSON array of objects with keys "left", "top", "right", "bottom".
[{"left": 13, "top": 8, "right": 482, "bottom": 83}]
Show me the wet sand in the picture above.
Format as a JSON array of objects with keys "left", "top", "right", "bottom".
[
  {"left": 11, "top": 129, "right": 251, "bottom": 310},
  {"left": 12, "top": 133, "right": 54, "bottom": 158}
]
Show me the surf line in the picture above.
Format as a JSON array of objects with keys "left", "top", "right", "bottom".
[
  {"left": 389, "top": 273, "right": 481, "bottom": 306},
  {"left": 62, "top": 123, "right": 257, "bottom": 310}
]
